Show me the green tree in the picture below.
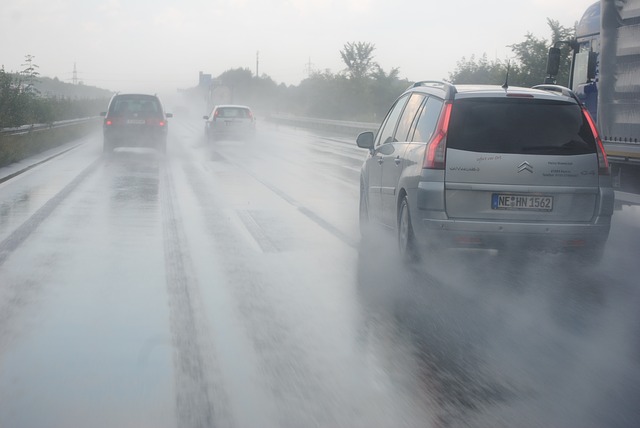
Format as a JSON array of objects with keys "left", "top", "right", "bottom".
[
  {"left": 448, "top": 54, "right": 509, "bottom": 84},
  {"left": 510, "top": 19, "right": 574, "bottom": 87},
  {"left": 340, "top": 42, "right": 378, "bottom": 80},
  {"left": 449, "top": 19, "right": 575, "bottom": 87},
  {"left": 0, "top": 66, "right": 33, "bottom": 127},
  {"left": 0, "top": 66, "right": 20, "bottom": 127},
  {"left": 370, "top": 65, "right": 409, "bottom": 120},
  {"left": 20, "top": 54, "right": 40, "bottom": 95}
]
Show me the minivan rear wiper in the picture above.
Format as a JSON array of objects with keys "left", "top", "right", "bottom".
[{"left": 521, "top": 141, "right": 591, "bottom": 154}]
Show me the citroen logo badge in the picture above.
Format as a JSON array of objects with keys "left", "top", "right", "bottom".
[{"left": 518, "top": 161, "right": 533, "bottom": 173}]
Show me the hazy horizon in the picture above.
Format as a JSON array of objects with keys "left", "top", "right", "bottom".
[{"left": 2, "top": 0, "right": 597, "bottom": 94}]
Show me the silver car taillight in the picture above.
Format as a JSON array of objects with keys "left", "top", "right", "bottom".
[{"left": 582, "top": 106, "right": 610, "bottom": 176}]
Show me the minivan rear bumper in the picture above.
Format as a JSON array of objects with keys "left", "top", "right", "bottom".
[
  {"left": 414, "top": 216, "right": 611, "bottom": 251},
  {"left": 411, "top": 179, "right": 614, "bottom": 251}
]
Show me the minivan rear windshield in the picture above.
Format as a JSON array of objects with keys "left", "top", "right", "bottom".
[{"left": 447, "top": 98, "right": 596, "bottom": 155}]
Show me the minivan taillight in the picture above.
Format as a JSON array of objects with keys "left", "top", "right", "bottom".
[
  {"left": 423, "top": 101, "right": 453, "bottom": 169},
  {"left": 582, "top": 106, "right": 610, "bottom": 176}
]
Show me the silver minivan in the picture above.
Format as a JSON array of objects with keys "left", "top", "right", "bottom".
[{"left": 356, "top": 82, "right": 614, "bottom": 263}]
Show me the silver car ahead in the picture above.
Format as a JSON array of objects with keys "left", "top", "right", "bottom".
[
  {"left": 356, "top": 82, "right": 614, "bottom": 263},
  {"left": 203, "top": 104, "right": 256, "bottom": 142}
]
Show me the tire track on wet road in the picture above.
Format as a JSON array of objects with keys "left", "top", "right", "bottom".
[
  {"left": 0, "top": 158, "right": 101, "bottom": 267},
  {"left": 160, "top": 159, "right": 234, "bottom": 428}
]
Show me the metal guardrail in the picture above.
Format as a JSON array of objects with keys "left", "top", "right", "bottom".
[
  {"left": 0, "top": 117, "right": 99, "bottom": 136},
  {"left": 267, "top": 114, "right": 379, "bottom": 135}
]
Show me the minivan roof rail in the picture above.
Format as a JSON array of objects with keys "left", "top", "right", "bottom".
[
  {"left": 531, "top": 84, "right": 579, "bottom": 102},
  {"left": 410, "top": 80, "right": 457, "bottom": 98}
]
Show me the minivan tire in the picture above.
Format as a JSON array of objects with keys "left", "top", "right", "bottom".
[{"left": 398, "top": 196, "right": 419, "bottom": 263}]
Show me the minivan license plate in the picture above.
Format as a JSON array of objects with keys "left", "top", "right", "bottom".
[{"left": 492, "top": 194, "right": 553, "bottom": 211}]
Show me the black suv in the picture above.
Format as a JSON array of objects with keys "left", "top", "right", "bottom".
[{"left": 101, "top": 94, "right": 172, "bottom": 154}]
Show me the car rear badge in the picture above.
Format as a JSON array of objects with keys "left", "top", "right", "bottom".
[{"left": 518, "top": 161, "right": 533, "bottom": 173}]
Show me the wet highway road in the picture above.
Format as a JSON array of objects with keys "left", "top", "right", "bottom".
[{"left": 0, "top": 117, "right": 639, "bottom": 428}]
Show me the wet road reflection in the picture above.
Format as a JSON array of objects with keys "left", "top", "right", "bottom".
[
  {"left": 0, "top": 120, "right": 638, "bottom": 427},
  {"left": 356, "top": 200, "right": 640, "bottom": 428}
]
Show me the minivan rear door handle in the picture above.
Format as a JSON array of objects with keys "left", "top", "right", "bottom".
[
  {"left": 394, "top": 156, "right": 401, "bottom": 166},
  {"left": 377, "top": 155, "right": 384, "bottom": 165}
]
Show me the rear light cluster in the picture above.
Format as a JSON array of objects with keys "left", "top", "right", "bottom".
[
  {"left": 423, "top": 101, "right": 453, "bottom": 169},
  {"left": 582, "top": 106, "right": 610, "bottom": 176}
]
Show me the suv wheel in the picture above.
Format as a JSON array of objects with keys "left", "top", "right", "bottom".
[{"left": 398, "top": 196, "right": 419, "bottom": 263}]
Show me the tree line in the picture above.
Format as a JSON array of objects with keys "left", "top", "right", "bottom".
[
  {"left": 0, "top": 56, "right": 111, "bottom": 129},
  {"left": 192, "top": 19, "right": 574, "bottom": 123}
]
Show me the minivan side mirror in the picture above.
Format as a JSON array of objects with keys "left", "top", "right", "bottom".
[
  {"left": 203, "top": 115, "right": 209, "bottom": 120},
  {"left": 165, "top": 113, "right": 173, "bottom": 118},
  {"left": 356, "top": 131, "right": 375, "bottom": 151}
]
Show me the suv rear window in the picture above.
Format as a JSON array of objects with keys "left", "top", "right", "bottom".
[
  {"left": 447, "top": 98, "right": 597, "bottom": 155},
  {"left": 109, "top": 96, "right": 162, "bottom": 117}
]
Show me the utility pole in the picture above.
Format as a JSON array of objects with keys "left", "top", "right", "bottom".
[{"left": 72, "top": 62, "right": 78, "bottom": 85}]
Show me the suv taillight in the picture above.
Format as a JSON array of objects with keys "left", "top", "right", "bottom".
[
  {"left": 582, "top": 106, "right": 610, "bottom": 176},
  {"left": 423, "top": 101, "right": 453, "bottom": 169}
]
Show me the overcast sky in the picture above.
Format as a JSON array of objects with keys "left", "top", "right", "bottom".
[{"left": 2, "top": 0, "right": 597, "bottom": 93}]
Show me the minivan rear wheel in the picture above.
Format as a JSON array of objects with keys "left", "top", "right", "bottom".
[{"left": 398, "top": 196, "right": 419, "bottom": 263}]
